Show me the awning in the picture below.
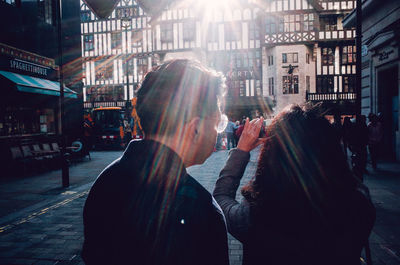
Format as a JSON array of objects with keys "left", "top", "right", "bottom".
[{"left": 0, "top": 70, "right": 78, "bottom": 99}]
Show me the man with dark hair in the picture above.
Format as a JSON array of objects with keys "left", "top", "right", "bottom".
[{"left": 82, "top": 59, "right": 229, "bottom": 265}]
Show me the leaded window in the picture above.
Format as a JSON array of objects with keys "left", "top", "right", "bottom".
[
  {"left": 81, "top": 11, "right": 91, "bottom": 22},
  {"left": 316, "top": 76, "right": 334, "bottom": 93},
  {"left": 161, "top": 23, "right": 173, "bottom": 42},
  {"left": 111, "top": 32, "right": 122, "bottom": 49},
  {"left": 95, "top": 59, "right": 113, "bottom": 81},
  {"left": 249, "top": 22, "right": 260, "bottom": 40},
  {"left": 282, "top": 53, "right": 298, "bottom": 63},
  {"left": 225, "top": 23, "right": 241, "bottom": 41},
  {"left": 282, "top": 15, "right": 301, "bottom": 32},
  {"left": 342, "top": 45, "right": 356, "bottom": 64},
  {"left": 283, "top": 75, "right": 298, "bottom": 94},
  {"left": 116, "top": 7, "right": 138, "bottom": 19},
  {"left": 343, "top": 76, "right": 355, "bottom": 92},
  {"left": 268, "top": 77, "right": 274, "bottom": 95},
  {"left": 183, "top": 21, "right": 196, "bottom": 41},
  {"left": 84, "top": 35, "right": 94, "bottom": 51},
  {"left": 131, "top": 30, "right": 142, "bottom": 47},
  {"left": 320, "top": 16, "right": 337, "bottom": 31},
  {"left": 303, "top": 13, "right": 314, "bottom": 31}
]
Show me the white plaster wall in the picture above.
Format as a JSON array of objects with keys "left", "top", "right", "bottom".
[{"left": 272, "top": 45, "right": 315, "bottom": 115}]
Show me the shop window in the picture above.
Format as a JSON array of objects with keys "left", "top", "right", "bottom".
[
  {"left": 0, "top": 107, "right": 55, "bottom": 136},
  {"left": 283, "top": 75, "right": 299, "bottom": 94},
  {"left": 316, "top": 76, "right": 334, "bottom": 93},
  {"left": 161, "top": 23, "right": 173, "bottom": 42},
  {"left": 183, "top": 21, "right": 196, "bottom": 41},
  {"left": 282, "top": 53, "right": 298, "bottom": 63},
  {"left": 111, "top": 32, "right": 122, "bottom": 49},
  {"left": 268, "top": 77, "right": 274, "bottom": 95},
  {"left": 84, "top": 35, "right": 94, "bottom": 51},
  {"left": 322, "top": 48, "right": 334, "bottom": 66},
  {"left": 342, "top": 45, "right": 356, "bottom": 64}
]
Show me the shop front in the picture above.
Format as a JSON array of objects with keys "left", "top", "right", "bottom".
[{"left": 0, "top": 43, "right": 80, "bottom": 176}]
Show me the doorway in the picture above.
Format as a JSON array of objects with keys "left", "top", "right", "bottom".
[{"left": 377, "top": 66, "right": 399, "bottom": 160}]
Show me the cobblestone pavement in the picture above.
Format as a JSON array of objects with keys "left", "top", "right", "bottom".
[
  {"left": 0, "top": 148, "right": 399, "bottom": 265},
  {"left": 0, "top": 149, "right": 258, "bottom": 265}
]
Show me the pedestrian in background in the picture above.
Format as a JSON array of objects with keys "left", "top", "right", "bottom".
[
  {"left": 225, "top": 118, "right": 238, "bottom": 150},
  {"left": 82, "top": 59, "right": 229, "bottom": 265},
  {"left": 349, "top": 115, "right": 369, "bottom": 180},
  {"left": 234, "top": 120, "right": 240, "bottom": 146},
  {"left": 235, "top": 119, "right": 246, "bottom": 140},
  {"left": 367, "top": 113, "right": 383, "bottom": 170},
  {"left": 214, "top": 104, "right": 375, "bottom": 265},
  {"left": 332, "top": 112, "right": 343, "bottom": 146},
  {"left": 342, "top": 116, "right": 353, "bottom": 157}
]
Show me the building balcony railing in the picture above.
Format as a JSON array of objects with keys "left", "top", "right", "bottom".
[
  {"left": 264, "top": 29, "right": 356, "bottom": 45},
  {"left": 306, "top": 91, "right": 356, "bottom": 101},
  {"left": 264, "top": 32, "right": 316, "bottom": 45},
  {"left": 84, "top": 101, "right": 126, "bottom": 109}
]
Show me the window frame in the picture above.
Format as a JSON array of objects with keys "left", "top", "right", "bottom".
[
  {"left": 111, "top": 32, "right": 122, "bottom": 49},
  {"left": 282, "top": 75, "right": 299, "bottom": 94},
  {"left": 183, "top": 21, "right": 196, "bottom": 41},
  {"left": 322, "top": 47, "right": 334, "bottom": 66},
  {"left": 282, "top": 52, "right": 298, "bottom": 64},
  {"left": 268, "top": 77, "right": 275, "bottom": 95},
  {"left": 160, "top": 23, "right": 173, "bottom": 43},
  {"left": 83, "top": 34, "right": 94, "bottom": 51}
]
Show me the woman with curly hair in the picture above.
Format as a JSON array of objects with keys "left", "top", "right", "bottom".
[{"left": 213, "top": 104, "right": 375, "bottom": 265}]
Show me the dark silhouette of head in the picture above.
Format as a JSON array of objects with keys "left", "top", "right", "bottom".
[
  {"left": 136, "top": 59, "right": 226, "bottom": 137},
  {"left": 242, "top": 104, "right": 358, "bottom": 221}
]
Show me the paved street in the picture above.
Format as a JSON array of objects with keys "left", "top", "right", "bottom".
[{"left": 0, "top": 148, "right": 399, "bottom": 265}]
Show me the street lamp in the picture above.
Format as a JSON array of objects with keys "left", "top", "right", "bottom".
[
  {"left": 56, "top": 0, "right": 69, "bottom": 187},
  {"left": 121, "top": 13, "right": 132, "bottom": 111}
]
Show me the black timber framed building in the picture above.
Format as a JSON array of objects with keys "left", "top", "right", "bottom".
[{"left": 80, "top": 0, "right": 357, "bottom": 119}]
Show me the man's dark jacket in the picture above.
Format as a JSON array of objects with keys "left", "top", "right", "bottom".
[{"left": 82, "top": 140, "right": 229, "bottom": 265}]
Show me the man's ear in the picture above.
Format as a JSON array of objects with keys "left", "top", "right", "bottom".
[{"left": 186, "top": 117, "right": 200, "bottom": 142}]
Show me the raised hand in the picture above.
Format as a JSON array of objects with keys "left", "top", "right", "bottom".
[{"left": 237, "top": 117, "right": 266, "bottom": 152}]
